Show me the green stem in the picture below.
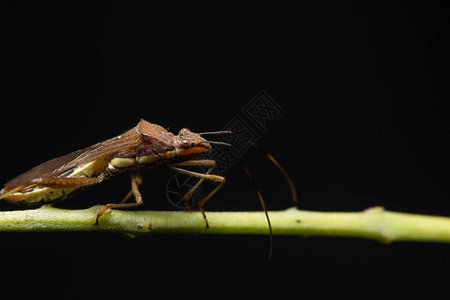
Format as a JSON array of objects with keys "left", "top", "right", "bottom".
[{"left": 1, "top": 205, "right": 450, "bottom": 244}]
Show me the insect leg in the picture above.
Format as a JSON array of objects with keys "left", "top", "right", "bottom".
[
  {"left": 32, "top": 173, "right": 105, "bottom": 188},
  {"left": 173, "top": 159, "right": 216, "bottom": 168},
  {"left": 169, "top": 165, "right": 225, "bottom": 228},
  {"left": 173, "top": 159, "right": 217, "bottom": 211},
  {"left": 117, "top": 171, "right": 144, "bottom": 205},
  {"left": 95, "top": 171, "right": 143, "bottom": 224}
]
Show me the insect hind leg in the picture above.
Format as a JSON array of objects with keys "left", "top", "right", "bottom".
[{"left": 32, "top": 174, "right": 106, "bottom": 189}]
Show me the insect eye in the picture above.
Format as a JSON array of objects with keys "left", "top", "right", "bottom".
[{"left": 180, "top": 140, "right": 191, "bottom": 149}]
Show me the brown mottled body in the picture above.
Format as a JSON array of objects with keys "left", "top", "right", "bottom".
[
  {"left": 0, "top": 120, "right": 219, "bottom": 217},
  {"left": 0, "top": 118, "right": 295, "bottom": 259}
]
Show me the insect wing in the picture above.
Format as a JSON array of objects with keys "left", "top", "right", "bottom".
[{"left": 4, "top": 128, "right": 141, "bottom": 188}]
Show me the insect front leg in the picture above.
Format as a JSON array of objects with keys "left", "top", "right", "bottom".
[
  {"left": 169, "top": 162, "right": 225, "bottom": 228},
  {"left": 95, "top": 170, "right": 143, "bottom": 224},
  {"left": 172, "top": 159, "right": 217, "bottom": 211}
]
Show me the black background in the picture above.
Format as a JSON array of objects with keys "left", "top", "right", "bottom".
[{"left": 1, "top": 1, "right": 450, "bottom": 299}]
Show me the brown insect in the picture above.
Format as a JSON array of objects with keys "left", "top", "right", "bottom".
[{"left": 0, "top": 119, "right": 296, "bottom": 258}]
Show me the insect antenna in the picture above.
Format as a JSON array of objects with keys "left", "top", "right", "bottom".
[
  {"left": 204, "top": 139, "right": 274, "bottom": 260},
  {"left": 242, "top": 138, "right": 298, "bottom": 203},
  {"left": 198, "top": 130, "right": 233, "bottom": 135},
  {"left": 199, "top": 131, "right": 298, "bottom": 203}
]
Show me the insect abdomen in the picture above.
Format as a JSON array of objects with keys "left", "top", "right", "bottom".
[{"left": 0, "top": 160, "right": 102, "bottom": 205}]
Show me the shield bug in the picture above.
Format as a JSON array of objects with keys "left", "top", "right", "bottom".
[{"left": 0, "top": 119, "right": 297, "bottom": 258}]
